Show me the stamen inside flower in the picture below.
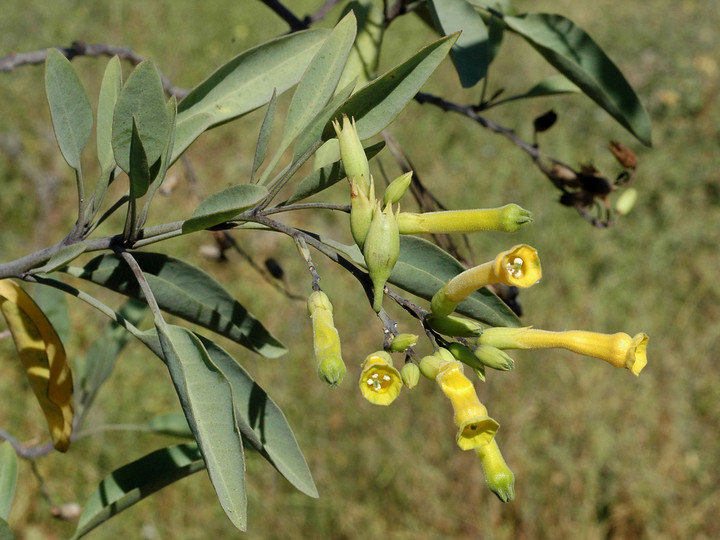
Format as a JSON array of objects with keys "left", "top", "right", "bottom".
[
  {"left": 505, "top": 257, "right": 524, "bottom": 278},
  {"left": 366, "top": 370, "right": 394, "bottom": 393}
]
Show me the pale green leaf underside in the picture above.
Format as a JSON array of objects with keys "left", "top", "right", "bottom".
[
  {"left": 0, "top": 442, "right": 18, "bottom": 522},
  {"left": 173, "top": 29, "right": 329, "bottom": 163},
  {"left": 157, "top": 325, "right": 247, "bottom": 531},
  {"left": 44, "top": 48, "right": 93, "bottom": 171}
]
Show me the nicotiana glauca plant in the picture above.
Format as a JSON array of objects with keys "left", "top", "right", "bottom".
[{"left": 0, "top": 1, "right": 652, "bottom": 536}]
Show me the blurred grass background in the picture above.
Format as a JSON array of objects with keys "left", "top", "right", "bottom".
[{"left": 1, "top": 0, "right": 719, "bottom": 538}]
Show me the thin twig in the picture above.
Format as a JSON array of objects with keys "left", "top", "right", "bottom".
[{"left": 0, "top": 41, "right": 188, "bottom": 98}]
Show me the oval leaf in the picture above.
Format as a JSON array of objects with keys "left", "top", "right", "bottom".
[
  {"left": 35, "top": 243, "right": 87, "bottom": 275},
  {"left": 199, "top": 337, "right": 318, "bottom": 498},
  {"left": 62, "top": 253, "right": 286, "bottom": 358},
  {"left": 428, "top": 0, "right": 489, "bottom": 87},
  {"left": 0, "top": 279, "right": 74, "bottom": 451},
  {"left": 174, "top": 29, "right": 329, "bottom": 163},
  {"left": 182, "top": 184, "right": 269, "bottom": 234},
  {"left": 112, "top": 61, "right": 170, "bottom": 172},
  {"left": 72, "top": 443, "right": 205, "bottom": 539},
  {"left": 44, "top": 48, "right": 93, "bottom": 172},
  {"left": 324, "top": 33, "right": 458, "bottom": 141},
  {"left": 157, "top": 325, "right": 246, "bottom": 531},
  {"left": 0, "top": 442, "right": 18, "bottom": 522},
  {"left": 503, "top": 13, "right": 652, "bottom": 146},
  {"left": 146, "top": 413, "right": 193, "bottom": 439}
]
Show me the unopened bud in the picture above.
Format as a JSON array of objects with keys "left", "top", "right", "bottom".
[
  {"left": 427, "top": 314, "right": 484, "bottom": 337},
  {"left": 363, "top": 201, "right": 400, "bottom": 312},
  {"left": 332, "top": 114, "right": 370, "bottom": 195},
  {"left": 397, "top": 204, "right": 533, "bottom": 235},
  {"left": 307, "top": 291, "right": 346, "bottom": 387},
  {"left": 350, "top": 178, "right": 375, "bottom": 249},
  {"left": 615, "top": 187, "right": 638, "bottom": 216},
  {"left": 383, "top": 171, "right": 413, "bottom": 206},
  {"left": 400, "top": 362, "right": 420, "bottom": 389},
  {"left": 389, "top": 333, "right": 419, "bottom": 352},
  {"left": 474, "top": 343, "right": 515, "bottom": 371}
]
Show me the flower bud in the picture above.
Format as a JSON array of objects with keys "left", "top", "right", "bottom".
[
  {"left": 307, "top": 291, "right": 346, "bottom": 387},
  {"left": 397, "top": 204, "right": 533, "bottom": 235},
  {"left": 476, "top": 439, "right": 515, "bottom": 502},
  {"left": 350, "top": 178, "right": 375, "bottom": 249},
  {"left": 400, "top": 362, "right": 421, "bottom": 389},
  {"left": 446, "top": 342, "right": 487, "bottom": 379},
  {"left": 359, "top": 351, "right": 403, "bottom": 405},
  {"left": 332, "top": 114, "right": 370, "bottom": 195},
  {"left": 427, "top": 314, "right": 485, "bottom": 337},
  {"left": 473, "top": 343, "right": 515, "bottom": 371},
  {"left": 383, "top": 171, "right": 413, "bottom": 206},
  {"left": 615, "top": 187, "right": 638, "bottom": 216},
  {"left": 389, "top": 333, "right": 419, "bottom": 352},
  {"left": 363, "top": 201, "right": 400, "bottom": 312}
]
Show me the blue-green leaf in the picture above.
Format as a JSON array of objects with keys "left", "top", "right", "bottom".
[
  {"left": 0, "top": 442, "right": 18, "bottom": 522},
  {"left": 44, "top": 48, "right": 93, "bottom": 172},
  {"left": 182, "top": 184, "right": 269, "bottom": 234},
  {"left": 199, "top": 337, "right": 318, "bottom": 498},
  {"left": 324, "top": 33, "right": 458, "bottom": 140},
  {"left": 428, "top": 0, "right": 489, "bottom": 87},
  {"left": 502, "top": 13, "right": 652, "bottom": 146},
  {"left": 71, "top": 444, "right": 204, "bottom": 539},
  {"left": 62, "top": 253, "right": 286, "bottom": 358},
  {"left": 112, "top": 61, "right": 170, "bottom": 173},
  {"left": 320, "top": 235, "right": 519, "bottom": 327},
  {"left": 157, "top": 325, "right": 246, "bottom": 531},
  {"left": 174, "top": 29, "right": 329, "bottom": 162},
  {"left": 146, "top": 413, "right": 193, "bottom": 439}
]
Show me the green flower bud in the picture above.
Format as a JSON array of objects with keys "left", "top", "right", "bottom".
[
  {"left": 307, "top": 291, "right": 346, "bottom": 387},
  {"left": 363, "top": 201, "right": 400, "bottom": 312},
  {"left": 332, "top": 115, "right": 370, "bottom": 195},
  {"left": 400, "top": 362, "right": 421, "bottom": 389},
  {"left": 418, "top": 348, "right": 456, "bottom": 380},
  {"left": 397, "top": 204, "right": 533, "bottom": 235},
  {"left": 615, "top": 187, "right": 638, "bottom": 216},
  {"left": 350, "top": 178, "right": 375, "bottom": 249},
  {"left": 476, "top": 439, "right": 515, "bottom": 502},
  {"left": 383, "top": 171, "right": 413, "bottom": 206},
  {"left": 427, "top": 314, "right": 485, "bottom": 337},
  {"left": 474, "top": 343, "right": 515, "bottom": 371},
  {"left": 389, "top": 333, "right": 419, "bottom": 352},
  {"left": 446, "top": 342, "right": 487, "bottom": 376}
]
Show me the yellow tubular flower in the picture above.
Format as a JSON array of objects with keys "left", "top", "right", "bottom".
[
  {"left": 431, "top": 245, "right": 541, "bottom": 318},
  {"left": 359, "top": 351, "right": 403, "bottom": 405},
  {"left": 397, "top": 204, "right": 533, "bottom": 234},
  {"left": 478, "top": 327, "right": 648, "bottom": 375},
  {"left": 435, "top": 359, "right": 499, "bottom": 450},
  {"left": 476, "top": 439, "right": 515, "bottom": 502},
  {"left": 307, "top": 291, "right": 346, "bottom": 387}
]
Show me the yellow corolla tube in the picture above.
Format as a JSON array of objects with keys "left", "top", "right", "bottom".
[
  {"left": 434, "top": 356, "right": 499, "bottom": 450},
  {"left": 431, "top": 245, "right": 541, "bottom": 318},
  {"left": 307, "top": 291, "right": 346, "bottom": 387},
  {"left": 478, "top": 327, "right": 648, "bottom": 376},
  {"left": 397, "top": 204, "right": 533, "bottom": 234}
]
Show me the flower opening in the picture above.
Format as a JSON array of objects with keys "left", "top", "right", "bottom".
[{"left": 359, "top": 351, "right": 402, "bottom": 405}]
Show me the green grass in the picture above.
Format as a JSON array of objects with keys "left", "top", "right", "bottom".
[{"left": 1, "top": 0, "right": 719, "bottom": 538}]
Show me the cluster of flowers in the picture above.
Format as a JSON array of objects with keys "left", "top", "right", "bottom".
[{"left": 306, "top": 116, "right": 648, "bottom": 501}]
